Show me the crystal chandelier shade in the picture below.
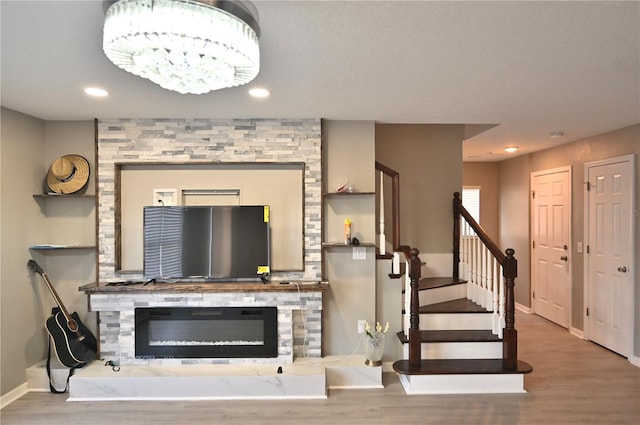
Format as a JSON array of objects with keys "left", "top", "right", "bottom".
[{"left": 103, "top": 0, "right": 260, "bottom": 94}]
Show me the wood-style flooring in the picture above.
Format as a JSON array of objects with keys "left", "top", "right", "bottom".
[{"left": 1, "top": 312, "right": 639, "bottom": 425}]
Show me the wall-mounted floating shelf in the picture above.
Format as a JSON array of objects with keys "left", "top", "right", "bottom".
[
  {"left": 30, "top": 245, "right": 95, "bottom": 251},
  {"left": 33, "top": 194, "right": 95, "bottom": 199}
]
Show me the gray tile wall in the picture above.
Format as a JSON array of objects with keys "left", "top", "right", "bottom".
[
  {"left": 92, "top": 291, "right": 323, "bottom": 365},
  {"left": 96, "top": 119, "right": 323, "bottom": 362}
]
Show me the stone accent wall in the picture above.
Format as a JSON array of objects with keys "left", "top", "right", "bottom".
[
  {"left": 96, "top": 119, "right": 323, "bottom": 360},
  {"left": 91, "top": 291, "right": 323, "bottom": 365},
  {"left": 97, "top": 118, "right": 322, "bottom": 283}
]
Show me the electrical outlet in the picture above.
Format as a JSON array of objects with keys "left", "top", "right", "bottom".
[
  {"left": 357, "top": 320, "right": 366, "bottom": 334},
  {"left": 153, "top": 188, "right": 178, "bottom": 206}
]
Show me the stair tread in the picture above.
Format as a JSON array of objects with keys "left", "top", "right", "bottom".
[
  {"left": 396, "top": 329, "right": 501, "bottom": 344},
  {"left": 419, "top": 298, "right": 490, "bottom": 314},
  {"left": 393, "top": 359, "right": 533, "bottom": 375}
]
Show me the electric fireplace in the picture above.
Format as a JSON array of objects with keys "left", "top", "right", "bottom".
[{"left": 135, "top": 306, "right": 278, "bottom": 359}]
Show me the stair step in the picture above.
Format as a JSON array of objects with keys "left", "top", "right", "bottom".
[
  {"left": 396, "top": 329, "right": 500, "bottom": 344},
  {"left": 392, "top": 358, "right": 533, "bottom": 376},
  {"left": 420, "top": 298, "right": 490, "bottom": 314},
  {"left": 392, "top": 359, "right": 533, "bottom": 394}
]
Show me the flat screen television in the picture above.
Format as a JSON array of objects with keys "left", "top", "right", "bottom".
[{"left": 143, "top": 205, "right": 270, "bottom": 282}]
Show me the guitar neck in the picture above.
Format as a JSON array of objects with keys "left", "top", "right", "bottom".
[{"left": 40, "top": 272, "right": 74, "bottom": 324}]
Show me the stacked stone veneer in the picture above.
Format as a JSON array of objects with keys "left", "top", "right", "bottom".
[
  {"left": 96, "top": 119, "right": 323, "bottom": 362},
  {"left": 91, "top": 290, "right": 323, "bottom": 365}
]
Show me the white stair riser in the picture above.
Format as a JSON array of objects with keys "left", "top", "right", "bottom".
[
  {"left": 402, "top": 341, "right": 502, "bottom": 360},
  {"left": 418, "top": 284, "right": 467, "bottom": 306},
  {"left": 419, "top": 313, "right": 493, "bottom": 330},
  {"left": 398, "top": 373, "right": 526, "bottom": 394}
]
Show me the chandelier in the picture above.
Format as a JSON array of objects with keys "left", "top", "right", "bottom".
[{"left": 103, "top": 0, "right": 260, "bottom": 94}]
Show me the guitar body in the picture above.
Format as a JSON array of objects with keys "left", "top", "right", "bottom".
[{"left": 46, "top": 308, "right": 97, "bottom": 368}]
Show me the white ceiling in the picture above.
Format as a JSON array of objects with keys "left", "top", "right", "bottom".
[{"left": 1, "top": 1, "right": 638, "bottom": 161}]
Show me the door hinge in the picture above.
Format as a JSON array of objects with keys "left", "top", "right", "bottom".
[
  {"left": 532, "top": 240, "right": 535, "bottom": 249},
  {"left": 586, "top": 181, "right": 591, "bottom": 191},
  {"left": 586, "top": 245, "right": 590, "bottom": 254},
  {"left": 532, "top": 290, "right": 535, "bottom": 299},
  {"left": 531, "top": 190, "right": 535, "bottom": 199},
  {"left": 586, "top": 307, "right": 589, "bottom": 317}
]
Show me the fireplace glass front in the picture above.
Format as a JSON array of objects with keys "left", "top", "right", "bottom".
[{"left": 135, "top": 307, "right": 278, "bottom": 359}]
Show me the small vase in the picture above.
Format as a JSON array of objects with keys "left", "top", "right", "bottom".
[{"left": 363, "top": 333, "right": 385, "bottom": 366}]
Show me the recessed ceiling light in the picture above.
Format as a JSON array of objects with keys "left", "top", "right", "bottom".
[
  {"left": 84, "top": 87, "right": 109, "bottom": 97},
  {"left": 249, "top": 88, "right": 270, "bottom": 98},
  {"left": 550, "top": 131, "right": 565, "bottom": 138},
  {"left": 504, "top": 146, "right": 519, "bottom": 153}
]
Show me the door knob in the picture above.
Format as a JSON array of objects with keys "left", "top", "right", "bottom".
[
  {"left": 560, "top": 256, "right": 568, "bottom": 262},
  {"left": 617, "top": 266, "right": 628, "bottom": 273}
]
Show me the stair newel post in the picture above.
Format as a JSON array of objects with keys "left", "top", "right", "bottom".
[
  {"left": 408, "top": 248, "right": 422, "bottom": 370},
  {"left": 452, "top": 192, "right": 461, "bottom": 279},
  {"left": 502, "top": 248, "right": 518, "bottom": 370}
]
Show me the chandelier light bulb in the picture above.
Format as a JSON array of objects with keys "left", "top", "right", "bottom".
[{"left": 103, "top": 0, "right": 261, "bottom": 95}]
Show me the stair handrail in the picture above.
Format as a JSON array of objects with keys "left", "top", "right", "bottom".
[
  {"left": 453, "top": 192, "right": 505, "bottom": 275},
  {"left": 375, "top": 161, "right": 400, "bottom": 252},
  {"left": 452, "top": 192, "right": 519, "bottom": 371}
]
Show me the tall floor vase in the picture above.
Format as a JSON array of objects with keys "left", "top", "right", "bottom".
[{"left": 363, "top": 333, "right": 385, "bottom": 366}]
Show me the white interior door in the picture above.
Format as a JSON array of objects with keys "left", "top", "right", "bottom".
[
  {"left": 586, "top": 154, "right": 635, "bottom": 357},
  {"left": 531, "top": 167, "right": 571, "bottom": 328}
]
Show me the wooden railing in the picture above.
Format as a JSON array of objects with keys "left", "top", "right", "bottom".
[
  {"left": 406, "top": 247, "right": 423, "bottom": 370},
  {"left": 375, "top": 161, "right": 400, "bottom": 254},
  {"left": 452, "top": 192, "right": 518, "bottom": 370}
]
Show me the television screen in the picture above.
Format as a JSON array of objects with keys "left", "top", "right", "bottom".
[{"left": 143, "top": 205, "right": 270, "bottom": 281}]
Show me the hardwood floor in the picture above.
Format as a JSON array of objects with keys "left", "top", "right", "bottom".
[{"left": 2, "top": 312, "right": 639, "bottom": 425}]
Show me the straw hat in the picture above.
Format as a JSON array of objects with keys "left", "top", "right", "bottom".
[{"left": 46, "top": 155, "right": 90, "bottom": 194}]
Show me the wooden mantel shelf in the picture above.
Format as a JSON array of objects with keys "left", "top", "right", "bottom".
[{"left": 80, "top": 281, "right": 330, "bottom": 294}]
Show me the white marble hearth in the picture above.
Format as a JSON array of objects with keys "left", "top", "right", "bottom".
[{"left": 63, "top": 356, "right": 381, "bottom": 401}]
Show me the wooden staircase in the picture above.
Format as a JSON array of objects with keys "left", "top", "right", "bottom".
[
  {"left": 375, "top": 162, "right": 532, "bottom": 394},
  {"left": 380, "top": 192, "right": 532, "bottom": 394},
  {"left": 393, "top": 275, "right": 532, "bottom": 394}
]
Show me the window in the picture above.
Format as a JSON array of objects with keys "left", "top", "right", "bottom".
[{"left": 462, "top": 187, "right": 480, "bottom": 235}]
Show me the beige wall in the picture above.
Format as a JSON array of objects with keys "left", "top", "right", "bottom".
[
  {"left": 497, "top": 155, "right": 532, "bottom": 308},
  {"left": 1, "top": 108, "right": 47, "bottom": 396},
  {"left": 496, "top": 124, "right": 639, "bottom": 355},
  {"left": 119, "top": 165, "right": 304, "bottom": 271},
  {"left": 322, "top": 120, "right": 377, "bottom": 355},
  {"left": 375, "top": 124, "right": 464, "bottom": 255},
  {"left": 1, "top": 109, "right": 95, "bottom": 398},
  {"left": 528, "top": 124, "right": 639, "bottom": 343},
  {"left": 463, "top": 162, "right": 499, "bottom": 241}
]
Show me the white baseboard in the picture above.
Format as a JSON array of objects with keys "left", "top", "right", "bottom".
[
  {"left": 629, "top": 355, "right": 640, "bottom": 368},
  {"left": 0, "top": 382, "right": 28, "bottom": 410},
  {"left": 569, "top": 327, "right": 584, "bottom": 339},
  {"left": 515, "top": 303, "right": 533, "bottom": 314}
]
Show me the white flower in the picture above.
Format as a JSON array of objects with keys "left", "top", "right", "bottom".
[{"left": 364, "top": 320, "right": 390, "bottom": 339}]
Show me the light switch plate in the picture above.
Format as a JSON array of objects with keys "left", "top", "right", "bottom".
[{"left": 353, "top": 247, "right": 366, "bottom": 260}]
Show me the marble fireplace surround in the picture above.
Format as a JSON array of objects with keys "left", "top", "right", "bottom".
[{"left": 81, "top": 281, "right": 329, "bottom": 366}]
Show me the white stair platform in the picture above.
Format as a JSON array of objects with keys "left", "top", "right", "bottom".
[
  {"left": 61, "top": 355, "right": 381, "bottom": 401},
  {"left": 308, "top": 355, "right": 383, "bottom": 389},
  {"left": 398, "top": 373, "right": 526, "bottom": 395}
]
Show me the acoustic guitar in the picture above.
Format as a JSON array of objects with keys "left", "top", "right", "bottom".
[{"left": 27, "top": 260, "right": 97, "bottom": 368}]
